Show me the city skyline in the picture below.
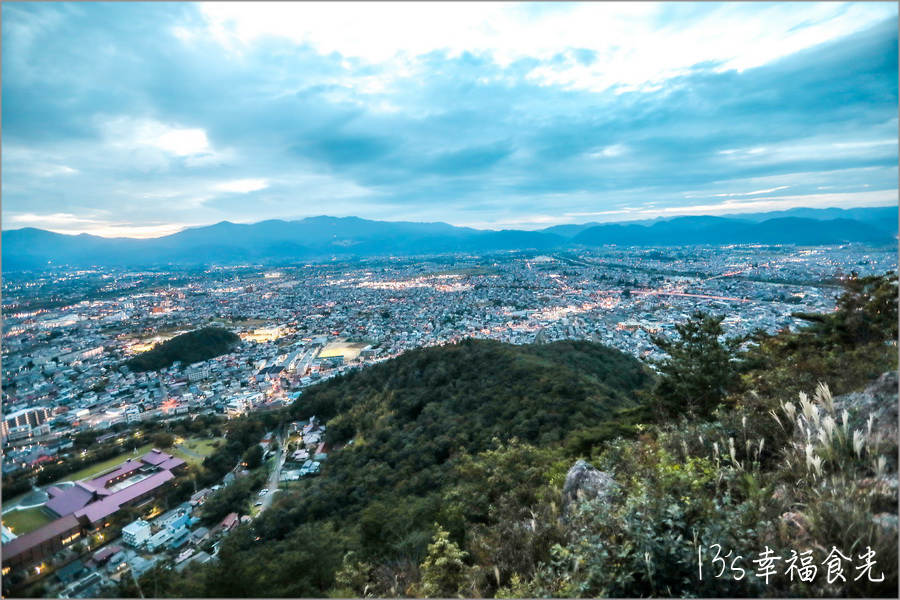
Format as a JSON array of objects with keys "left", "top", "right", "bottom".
[{"left": 2, "top": 1, "right": 898, "bottom": 238}]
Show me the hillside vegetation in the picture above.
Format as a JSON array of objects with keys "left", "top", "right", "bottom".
[
  {"left": 121, "top": 339, "right": 654, "bottom": 596},
  {"left": 125, "top": 326, "right": 239, "bottom": 372}
]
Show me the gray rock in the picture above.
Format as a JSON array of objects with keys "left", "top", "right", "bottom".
[
  {"left": 561, "top": 459, "right": 616, "bottom": 516},
  {"left": 834, "top": 371, "right": 898, "bottom": 444}
]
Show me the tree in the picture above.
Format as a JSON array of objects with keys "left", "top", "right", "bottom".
[
  {"left": 740, "top": 271, "right": 898, "bottom": 399},
  {"left": 419, "top": 525, "right": 469, "bottom": 598},
  {"left": 651, "top": 312, "right": 739, "bottom": 419},
  {"left": 152, "top": 432, "right": 175, "bottom": 449},
  {"left": 831, "top": 271, "right": 898, "bottom": 345},
  {"left": 243, "top": 444, "right": 264, "bottom": 469}
]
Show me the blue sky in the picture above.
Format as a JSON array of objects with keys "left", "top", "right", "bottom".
[{"left": 2, "top": 1, "right": 897, "bottom": 237}]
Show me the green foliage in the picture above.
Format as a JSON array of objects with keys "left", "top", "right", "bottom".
[
  {"left": 242, "top": 444, "right": 264, "bottom": 469},
  {"left": 419, "top": 525, "right": 470, "bottom": 598},
  {"left": 122, "top": 523, "right": 345, "bottom": 598},
  {"left": 294, "top": 339, "right": 651, "bottom": 452},
  {"left": 152, "top": 432, "right": 175, "bottom": 449},
  {"left": 125, "top": 326, "right": 239, "bottom": 372},
  {"left": 740, "top": 272, "right": 898, "bottom": 401},
  {"left": 442, "top": 440, "right": 568, "bottom": 597},
  {"left": 334, "top": 551, "right": 377, "bottom": 597},
  {"left": 831, "top": 271, "right": 899, "bottom": 346},
  {"left": 166, "top": 340, "right": 652, "bottom": 597},
  {"left": 199, "top": 417, "right": 266, "bottom": 486},
  {"left": 527, "top": 378, "right": 898, "bottom": 598},
  {"left": 535, "top": 431, "right": 769, "bottom": 597},
  {"left": 158, "top": 273, "right": 898, "bottom": 598},
  {"left": 652, "top": 312, "right": 740, "bottom": 419},
  {"left": 563, "top": 404, "right": 655, "bottom": 459},
  {"left": 1, "top": 475, "right": 32, "bottom": 498},
  {"left": 200, "top": 470, "right": 266, "bottom": 525}
]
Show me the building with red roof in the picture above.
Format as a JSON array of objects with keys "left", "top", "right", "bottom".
[
  {"left": 3, "top": 449, "right": 186, "bottom": 571},
  {"left": 0, "top": 514, "right": 82, "bottom": 570}
]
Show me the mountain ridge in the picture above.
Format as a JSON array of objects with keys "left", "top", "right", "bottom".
[{"left": 3, "top": 207, "right": 896, "bottom": 270}]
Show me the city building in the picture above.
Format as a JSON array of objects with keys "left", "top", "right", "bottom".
[
  {"left": 2, "top": 407, "right": 52, "bottom": 441},
  {"left": 121, "top": 520, "right": 152, "bottom": 547},
  {"left": 2, "top": 449, "right": 185, "bottom": 570}
]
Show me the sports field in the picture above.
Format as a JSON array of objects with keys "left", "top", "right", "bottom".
[
  {"left": 318, "top": 341, "right": 368, "bottom": 361},
  {"left": 1, "top": 506, "right": 52, "bottom": 536}
]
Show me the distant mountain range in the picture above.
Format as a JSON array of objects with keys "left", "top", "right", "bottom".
[
  {"left": 540, "top": 206, "right": 899, "bottom": 237},
  {"left": 572, "top": 215, "right": 894, "bottom": 247},
  {"left": 2, "top": 206, "right": 896, "bottom": 270}
]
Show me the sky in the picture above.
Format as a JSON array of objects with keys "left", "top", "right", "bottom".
[{"left": 2, "top": 1, "right": 897, "bottom": 238}]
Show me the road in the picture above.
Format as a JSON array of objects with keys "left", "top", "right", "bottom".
[
  {"left": 175, "top": 443, "right": 204, "bottom": 459},
  {"left": 630, "top": 290, "right": 753, "bottom": 303},
  {"left": 258, "top": 428, "right": 286, "bottom": 513}
]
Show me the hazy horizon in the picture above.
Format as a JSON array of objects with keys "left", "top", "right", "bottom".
[{"left": 3, "top": 202, "right": 898, "bottom": 240}]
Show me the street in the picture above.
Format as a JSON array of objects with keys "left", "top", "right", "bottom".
[{"left": 258, "top": 428, "right": 286, "bottom": 513}]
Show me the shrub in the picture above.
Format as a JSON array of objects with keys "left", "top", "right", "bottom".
[{"left": 528, "top": 381, "right": 898, "bottom": 598}]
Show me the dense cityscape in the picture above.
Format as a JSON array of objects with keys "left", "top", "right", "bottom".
[{"left": 4, "top": 243, "right": 896, "bottom": 444}]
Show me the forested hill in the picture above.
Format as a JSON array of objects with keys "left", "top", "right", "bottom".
[
  {"left": 277, "top": 339, "right": 654, "bottom": 523},
  {"left": 294, "top": 338, "right": 653, "bottom": 450},
  {"left": 143, "top": 339, "right": 655, "bottom": 597},
  {"left": 125, "top": 326, "right": 239, "bottom": 372}
]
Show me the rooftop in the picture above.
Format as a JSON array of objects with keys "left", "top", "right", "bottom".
[
  {"left": 45, "top": 482, "right": 96, "bottom": 518},
  {"left": 75, "top": 470, "right": 175, "bottom": 525},
  {"left": 122, "top": 520, "right": 151, "bottom": 534},
  {"left": 1, "top": 514, "right": 80, "bottom": 561},
  {"left": 88, "top": 459, "right": 143, "bottom": 489}
]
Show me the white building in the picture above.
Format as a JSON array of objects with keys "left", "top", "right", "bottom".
[
  {"left": 39, "top": 314, "right": 81, "bottom": 329},
  {"left": 145, "top": 528, "right": 174, "bottom": 552},
  {"left": 224, "top": 393, "right": 260, "bottom": 419},
  {"left": 2, "top": 406, "right": 52, "bottom": 441},
  {"left": 122, "top": 520, "right": 152, "bottom": 547},
  {"left": 225, "top": 399, "right": 246, "bottom": 419},
  {"left": 125, "top": 407, "right": 142, "bottom": 424},
  {"left": 187, "top": 365, "right": 210, "bottom": 382},
  {"left": 58, "top": 345, "right": 104, "bottom": 364}
]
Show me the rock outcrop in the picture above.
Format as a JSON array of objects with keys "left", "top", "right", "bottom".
[
  {"left": 834, "top": 371, "right": 898, "bottom": 445},
  {"left": 561, "top": 459, "right": 616, "bottom": 517}
]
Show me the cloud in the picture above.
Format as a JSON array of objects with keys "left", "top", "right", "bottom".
[
  {"left": 586, "top": 144, "right": 629, "bottom": 159},
  {"left": 214, "top": 179, "right": 269, "bottom": 193},
  {"left": 687, "top": 186, "right": 791, "bottom": 199},
  {"left": 7, "top": 212, "right": 104, "bottom": 226},
  {"left": 1, "top": 2, "right": 897, "bottom": 236},
  {"left": 655, "top": 189, "right": 899, "bottom": 215},
  {"left": 153, "top": 128, "right": 209, "bottom": 156},
  {"left": 549, "top": 189, "right": 898, "bottom": 225},
  {"left": 100, "top": 117, "right": 215, "bottom": 165},
  {"left": 3, "top": 212, "right": 192, "bottom": 238},
  {"left": 199, "top": 2, "right": 896, "bottom": 93}
]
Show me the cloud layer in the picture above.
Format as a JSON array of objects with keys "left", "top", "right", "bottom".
[{"left": 2, "top": 1, "right": 897, "bottom": 236}]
